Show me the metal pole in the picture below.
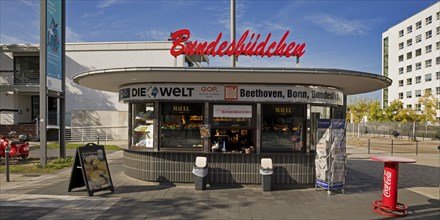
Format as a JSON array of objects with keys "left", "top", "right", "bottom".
[
  {"left": 391, "top": 139, "right": 394, "bottom": 155},
  {"left": 5, "top": 143, "right": 10, "bottom": 182},
  {"left": 230, "top": 0, "right": 236, "bottom": 67},
  {"left": 97, "top": 135, "right": 100, "bottom": 146},
  {"left": 368, "top": 138, "right": 370, "bottom": 154},
  {"left": 39, "top": 0, "right": 48, "bottom": 166},
  {"left": 416, "top": 141, "right": 418, "bottom": 155},
  {"left": 59, "top": 0, "right": 66, "bottom": 159}
]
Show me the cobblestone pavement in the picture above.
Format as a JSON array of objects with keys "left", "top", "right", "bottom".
[{"left": 1, "top": 145, "right": 439, "bottom": 219}]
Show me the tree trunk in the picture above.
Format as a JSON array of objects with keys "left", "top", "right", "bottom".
[
  {"left": 412, "top": 121, "right": 416, "bottom": 141},
  {"left": 357, "top": 123, "right": 360, "bottom": 140}
]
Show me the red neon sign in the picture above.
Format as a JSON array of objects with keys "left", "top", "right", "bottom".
[{"left": 170, "top": 29, "right": 306, "bottom": 58}]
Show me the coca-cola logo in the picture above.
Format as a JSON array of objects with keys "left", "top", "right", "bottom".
[{"left": 383, "top": 170, "right": 392, "bottom": 198}]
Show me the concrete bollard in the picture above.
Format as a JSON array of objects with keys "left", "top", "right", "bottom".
[
  {"left": 416, "top": 141, "right": 419, "bottom": 155},
  {"left": 391, "top": 139, "right": 394, "bottom": 155},
  {"left": 368, "top": 139, "right": 371, "bottom": 154}
]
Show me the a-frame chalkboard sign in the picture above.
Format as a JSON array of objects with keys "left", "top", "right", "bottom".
[{"left": 68, "top": 143, "right": 114, "bottom": 196}]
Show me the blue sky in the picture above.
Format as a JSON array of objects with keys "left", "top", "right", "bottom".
[{"left": 0, "top": 0, "right": 437, "bottom": 99}]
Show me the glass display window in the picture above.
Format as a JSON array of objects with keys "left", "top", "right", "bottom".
[
  {"left": 132, "top": 103, "right": 155, "bottom": 148},
  {"left": 210, "top": 104, "right": 255, "bottom": 153},
  {"left": 160, "top": 103, "right": 204, "bottom": 150},
  {"left": 262, "top": 104, "right": 305, "bottom": 152}
]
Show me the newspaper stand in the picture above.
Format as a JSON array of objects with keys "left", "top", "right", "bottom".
[{"left": 315, "top": 119, "right": 346, "bottom": 195}]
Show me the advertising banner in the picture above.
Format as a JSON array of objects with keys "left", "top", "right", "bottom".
[
  {"left": 119, "top": 83, "right": 344, "bottom": 105},
  {"left": 46, "top": 0, "right": 63, "bottom": 92}
]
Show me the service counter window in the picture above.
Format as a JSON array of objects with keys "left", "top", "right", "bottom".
[
  {"left": 132, "top": 103, "right": 155, "bottom": 148},
  {"left": 262, "top": 104, "right": 305, "bottom": 152},
  {"left": 210, "top": 105, "right": 255, "bottom": 153},
  {"left": 160, "top": 103, "right": 204, "bottom": 150}
]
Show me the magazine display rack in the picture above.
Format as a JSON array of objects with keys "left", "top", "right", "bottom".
[{"left": 315, "top": 119, "right": 346, "bottom": 195}]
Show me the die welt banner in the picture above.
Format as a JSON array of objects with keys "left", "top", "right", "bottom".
[{"left": 169, "top": 29, "right": 306, "bottom": 58}]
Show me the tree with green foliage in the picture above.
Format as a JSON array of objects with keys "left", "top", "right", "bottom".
[
  {"left": 418, "top": 91, "right": 439, "bottom": 124},
  {"left": 367, "top": 100, "right": 384, "bottom": 121},
  {"left": 418, "top": 91, "right": 439, "bottom": 133},
  {"left": 347, "top": 97, "right": 369, "bottom": 140},
  {"left": 383, "top": 100, "right": 404, "bottom": 121}
]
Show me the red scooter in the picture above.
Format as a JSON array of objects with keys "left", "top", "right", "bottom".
[{"left": 0, "top": 132, "right": 30, "bottom": 160}]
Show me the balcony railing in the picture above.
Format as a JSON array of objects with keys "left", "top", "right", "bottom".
[
  {"left": 14, "top": 70, "right": 40, "bottom": 85},
  {"left": 0, "top": 70, "right": 40, "bottom": 85}
]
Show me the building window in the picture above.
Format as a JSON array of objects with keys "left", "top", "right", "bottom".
[
  {"left": 415, "top": 104, "right": 421, "bottom": 111},
  {"left": 406, "top": 91, "right": 412, "bottom": 98},
  {"left": 407, "top": 39, "right": 412, "bottom": 46},
  {"left": 399, "top": 42, "right": 404, "bottom": 49},
  {"left": 406, "top": 104, "right": 412, "bottom": 109},
  {"left": 399, "top": 30, "right": 404, "bottom": 37},
  {"left": 399, "top": 80, "right": 404, "bottom": 87},
  {"left": 437, "top": 11, "right": 440, "bottom": 20},
  {"left": 407, "top": 52, "right": 412, "bottom": 59},
  {"left": 415, "top": 62, "right": 422, "bottom": 70},
  {"left": 436, "top": 56, "right": 440, "bottom": 65},
  {"left": 436, "top": 71, "right": 440, "bottom": 79},
  {"left": 160, "top": 103, "right": 204, "bottom": 149},
  {"left": 416, "top": 76, "right": 421, "bottom": 83},
  {"left": 426, "top": 44, "right": 432, "bottom": 53},
  {"left": 426, "top": 16, "right": 432, "bottom": 25},
  {"left": 415, "top": 48, "right": 421, "bottom": 56},
  {"left": 399, "top": 67, "right": 404, "bottom": 74},
  {"left": 426, "top": 59, "right": 432, "bottom": 68},
  {"left": 13, "top": 56, "right": 39, "bottom": 85},
  {"left": 132, "top": 103, "right": 155, "bottom": 148},
  {"left": 398, "top": 93, "right": 403, "bottom": 99},
  {"left": 426, "top": 30, "right": 432, "bottom": 39},
  {"left": 399, "top": 55, "right": 404, "bottom": 62},
  {"left": 437, "top": 26, "right": 440, "bottom": 35},
  {"left": 416, "top": 21, "right": 422, "bottom": 29},
  {"left": 436, "top": 87, "right": 440, "bottom": 95},
  {"left": 425, "top": 88, "right": 432, "bottom": 95},
  {"left": 407, "top": 78, "right": 412, "bottom": 85},
  {"left": 437, "top": 42, "right": 440, "bottom": 50},
  {"left": 407, "top": 25, "right": 412, "bottom": 33},
  {"left": 262, "top": 104, "right": 305, "bottom": 152},
  {"left": 415, "top": 90, "right": 422, "bottom": 97},
  {"left": 425, "top": 73, "right": 432, "bottom": 82},
  {"left": 416, "top": 34, "right": 421, "bottom": 43},
  {"left": 406, "top": 65, "right": 412, "bottom": 72}
]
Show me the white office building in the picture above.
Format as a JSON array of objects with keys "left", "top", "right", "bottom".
[
  {"left": 0, "top": 41, "right": 207, "bottom": 139},
  {"left": 382, "top": 2, "right": 440, "bottom": 120}
]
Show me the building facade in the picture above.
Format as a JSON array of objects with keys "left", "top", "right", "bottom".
[
  {"left": 382, "top": 2, "right": 440, "bottom": 120},
  {"left": 0, "top": 42, "right": 206, "bottom": 137}
]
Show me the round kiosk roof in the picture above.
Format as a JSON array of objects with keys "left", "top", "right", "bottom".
[{"left": 73, "top": 67, "right": 391, "bottom": 95}]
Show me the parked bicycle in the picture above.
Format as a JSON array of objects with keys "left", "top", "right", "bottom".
[{"left": 390, "top": 130, "right": 400, "bottom": 138}]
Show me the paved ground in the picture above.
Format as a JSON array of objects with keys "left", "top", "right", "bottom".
[{"left": 0, "top": 142, "right": 439, "bottom": 219}]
